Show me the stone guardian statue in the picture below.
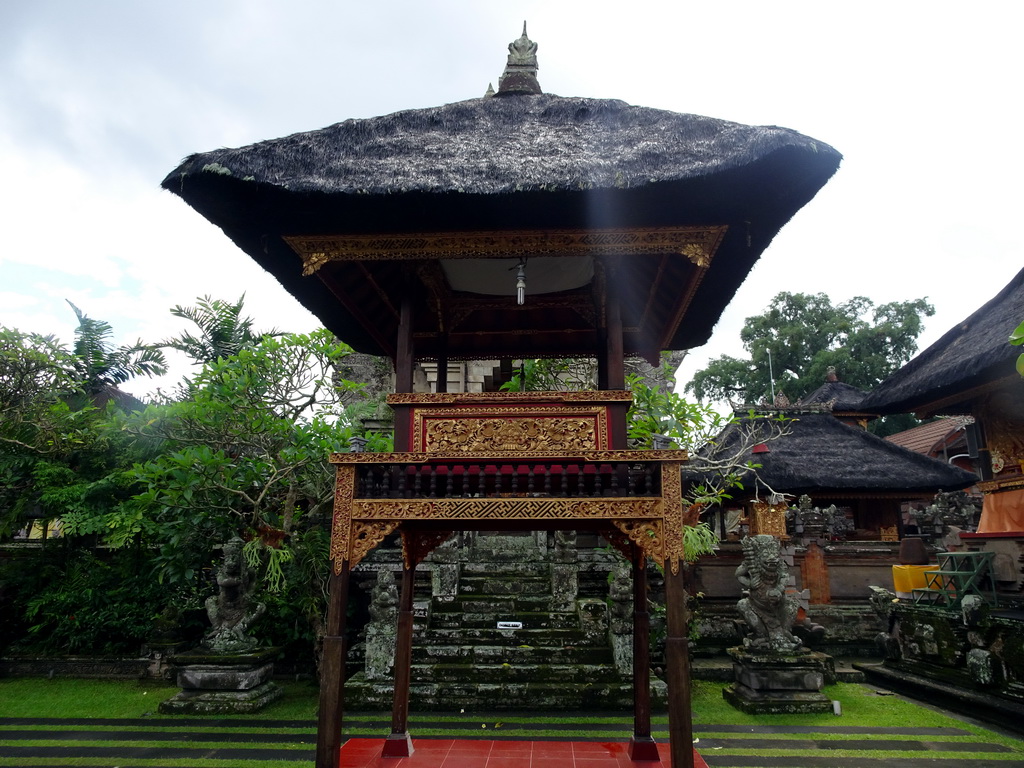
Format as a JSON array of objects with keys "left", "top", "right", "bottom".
[
  {"left": 201, "top": 536, "right": 266, "bottom": 654},
  {"left": 735, "top": 534, "right": 801, "bottom": 653}
]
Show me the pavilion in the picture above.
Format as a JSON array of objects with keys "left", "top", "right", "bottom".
[{"left": 163, "top": 25, "right": 841, "bottom": 768}]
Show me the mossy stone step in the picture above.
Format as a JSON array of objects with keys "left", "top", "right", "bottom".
[
  {"left": 410, "top": 662, "right": 626, "bottom": 684},
  {"left": 413, "top": 644, "right": 614, "bottom": 666},
  {"left": 430, "top": 611, "right": 580, "bottom": 630},
  {"left": 345, "top": 674, "right": 666, "bottom": 711},
  {"left": 418, "top": 627, "right": 587, "bottom": 644},
  {"left": 460, "top": 561, "right": 554, "bottom": 576},
  {"left": 439, "top": 595, "right": 555, "bottom": 613},
  {"left": 458, "top": 577, "right": 552, "bottom": 596}
]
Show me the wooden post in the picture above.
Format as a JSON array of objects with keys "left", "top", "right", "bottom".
[
  {"left": 597, "top": 327, "right": 609, "bottom": 390},
  {"left": 664, "top": 562, "right": 694, "bottom": 768},
  {"left": 383, "top": 559, "right": 416, "bottom": 757},
  {"left": 604, "top": 286, "right": 629, "bottom": 449},
  {"left": 435, "top": 352, "right": 449, "bottom": 393},
  {"left": 395, "top": 291, "right": 414, "bottom": 394},
  {"left": 315, "top": 564, "right": 351, "bottom": 768},
  {"left": 606, "top": 284, "right": 625, "bottom": 390},
  {"left": 628, "top": 548, "right": 659, "bottom": 760}
]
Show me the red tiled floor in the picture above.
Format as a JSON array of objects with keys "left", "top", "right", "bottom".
[{"left": 338, "top": 737, "right": 707, "bottom": 768}]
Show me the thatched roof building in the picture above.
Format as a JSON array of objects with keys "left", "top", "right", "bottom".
[
  {"left": 161, "top": 30, "right": 841, "bottom": 362},
  {"left": 712, "top": 409, "right": 976, "bottom": 500},
  {"left": 863, "top": 267, "right": 1023, "bottom": 532},
  {"left": 861, "top": 266, "right": 1024, "bottom": 417},
  {"left": 797, "top": 368, "right": 874, "bottom": 426}
]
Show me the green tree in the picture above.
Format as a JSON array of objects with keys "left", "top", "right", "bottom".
[
  {"left": 66, "top": 301, "right": 167, "bottom": 397},
  {"left": 162, "top": 294, "right": 278, "bottom": 366},
  {"left": 0, "top": 329, "right": 82, "bottom": 537},
  {"left": 117, "top": 329, "right": 386, "bottom": 586},
  {"left": 686, "top": 292, "right": 935, "bottom": 404}
]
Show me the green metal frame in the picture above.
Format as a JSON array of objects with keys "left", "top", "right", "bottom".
[{"left": 912, "top": 551, "right": 997, "bottom": 608}]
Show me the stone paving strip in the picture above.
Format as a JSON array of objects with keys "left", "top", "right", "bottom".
[
  {"left": 1, "top": 715, "right": 1021, "bottom": 768},
  {"left": 699, "top": 759, "right": 1024, "bottom": 768}
]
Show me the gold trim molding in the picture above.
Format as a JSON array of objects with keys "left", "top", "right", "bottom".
[
  {"left": 287, "top": 226, "right": 727, "bottom": 275},
  {"left": 978, "top": 476, "right": 1024, "bottom": 494},
  {"left": 330, "top": 449, "right": 688, "bottom": 463},
  {"left": 386, "top": 390, "right": 633, "bottom": 405},
  {"left": 351, "top": 497, "right": 664, "bottom": 521}
]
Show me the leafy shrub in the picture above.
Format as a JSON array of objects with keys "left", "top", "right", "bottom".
[{"left": 2, "top": 548, "right": 176, "bottom": 656}]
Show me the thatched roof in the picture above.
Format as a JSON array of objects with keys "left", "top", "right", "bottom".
[
  {"left": 703, "top": 409, "right": 976, "bottom": 496},
  {"left": 165, "top": 95, "right": 836, "bottom": 199},
  {"left": 798, "top": 379, "right": 869, "bottom": 413},
  {"left": 862, "top": 267, "right": 1024, "bottom": 416},
  {"left": 162, "top": 89, "right": 840, "bottom": 359}
]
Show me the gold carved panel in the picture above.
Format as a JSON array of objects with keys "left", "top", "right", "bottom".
[
  {"left": 414, "top": 405, "right": 610, "bottom": 452},
  {"left": 750, "top": 499, "right": 789, "bottom": 539},
  {"left": 612, "top": 519, "right": 664, "bottom": 564},
  {"left": 425, "top": 416, "right": 597, "bottom": 453},
  {"left": 661, "top": 463, "right": 685, "bottom": 574}
]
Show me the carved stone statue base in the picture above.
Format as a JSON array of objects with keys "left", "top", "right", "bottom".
[
  {"left": 159, "top": 647, "right": 282, "bottom": 714},
  {"left": 722, "top": 646, "right": 834, "bottom": 715}
]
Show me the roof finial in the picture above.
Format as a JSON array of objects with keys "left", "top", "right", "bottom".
[{"left": 496, "top": 21, "right": 542, "bottom": 96}]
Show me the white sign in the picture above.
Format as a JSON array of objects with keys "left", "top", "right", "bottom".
[{"left": 497, "top": 621, "right": 523, "bottom": 630}]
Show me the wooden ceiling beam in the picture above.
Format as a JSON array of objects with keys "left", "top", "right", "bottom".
[{"left": 316, "top": 270, "right": 396, "bottom": 358}]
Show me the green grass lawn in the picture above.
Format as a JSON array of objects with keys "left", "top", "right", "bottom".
[{"left": 1, "top": 677, "right": 1022, "bottom": 767}]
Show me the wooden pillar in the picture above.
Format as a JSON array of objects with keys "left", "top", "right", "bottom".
[
  {"left": 597, "top": 327, "right": 609, "bottom": 390},
  {"left": 315, "top": 564, "right": 351, "bottom": 768},
  {"left": 393, "top": 292, "right": 415, "bottom": 451},
  {"left": 605, "top": 284, "right": 625, "bottom": 390},
  {"left": 395, "top": 291, "right": 414, "bottom": 394},
  {"left": 664, "top": 562, "right": 694, "bottom": 768},
  {"left": 628, "top": 548, "right": 659, "bottom": 760},
  {"left": 605, "top": 286, "right": 629, "bottom": 449},
  {"left": 435, "top": 352, "right": 449, "bottom": 393},
  {"left": 383, "top": 558, "right": 416, "bottom": 757}
]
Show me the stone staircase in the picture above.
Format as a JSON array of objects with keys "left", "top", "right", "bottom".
[{"left": 345, "top": 536, "right": 666, "bottom": 711}]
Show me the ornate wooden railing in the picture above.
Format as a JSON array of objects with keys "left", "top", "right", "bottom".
[
  {"left": 353, "top": 456, "right": 662, "bottom": 499},
  {"left": 329, "top": 450, "right": 687, "bottom": 572}
]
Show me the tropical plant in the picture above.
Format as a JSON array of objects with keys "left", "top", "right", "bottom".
[
  {"left": 499, "top": 357, "right": 597, "bottom": 391},
  {"left": 4, "top": 548, "right": 178, "bottom": 656},
  {"left": 66, "top": 301, "right": 167, "bottom": 396},
  {"left": 627, "top": 374, "right": 791, "bottom": 561},
  {"left": 162, "top": 294, "right": 278, "bottom": 366},
  {"left": 116, "top": 329, "right": 387, "bottom": 586},
  {"left": 1011, "top": 319, "right": 1024, "bottom": 376},
  {"left": 0, "top": 327, "right": 150, "bottom": 539}
]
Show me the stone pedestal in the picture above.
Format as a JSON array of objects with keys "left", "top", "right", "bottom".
[
  {"left": 723, "top": 646, "right": 833, "bottom": 714},
  {"left": 159, "top": 647, "right": 283, "bottom": 714}
]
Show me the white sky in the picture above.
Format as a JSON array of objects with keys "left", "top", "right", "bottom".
[{"left": 1, "top": 1, "right": 1021, "bottom": 399}]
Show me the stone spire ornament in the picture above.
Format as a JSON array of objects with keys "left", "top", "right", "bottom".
[{"left": 497, "top": 22, "right": 542, "bottom": 95}]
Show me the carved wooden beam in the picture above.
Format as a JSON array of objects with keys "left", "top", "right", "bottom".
[{"left": 286, "top": 226, "right": 727, "bottom": 273}]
